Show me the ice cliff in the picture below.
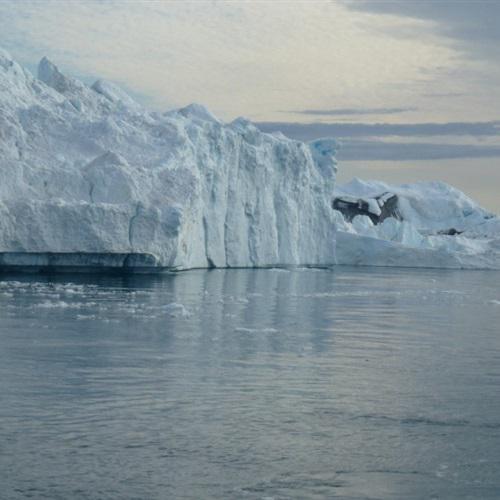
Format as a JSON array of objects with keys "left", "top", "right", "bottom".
[{"left": 0, "top": 49, "right": 337, "bottom": 270}]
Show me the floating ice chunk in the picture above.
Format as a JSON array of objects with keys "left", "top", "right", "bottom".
[
  {"left": 164, "top": 302, "right": 191, "bottom": 318},
  {"left": 235, "top": 327, "right": 278, "bottom": 333},
  {"left": 35, "top": 300, "right": 88, "bottom": 309}
]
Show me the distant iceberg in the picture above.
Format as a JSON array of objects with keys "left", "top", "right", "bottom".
[{"left": 333, "top": 179, "right": 500, "bottom": 269}]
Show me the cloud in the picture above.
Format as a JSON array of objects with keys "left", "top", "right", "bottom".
[
  {"left": 257, "top": 121, "right": 500, "bottom": 139},
  {"left": 257, "top": 120, "right": 500, "bottom": 161},
  {"left": 421, "top": 92, "right": 465, "bottom": 99},
  {"left": 343, "top": 0, "right": 500, "bottom": 61},
  {"left": 336, "top": 139, "right": 500, "bottom": 162},
  {"left": 1, "top": 0, "right": 499, "bottom": 124},
  {"left": 284, "top": 107, "right": 416, "bottom": 116},
  {"left": 0, "top": 0, "right": 461, "bottom": 121}
]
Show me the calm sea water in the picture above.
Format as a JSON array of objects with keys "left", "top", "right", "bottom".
[{"left": 1, "top": 267, "right": 500, "bottom": 500}]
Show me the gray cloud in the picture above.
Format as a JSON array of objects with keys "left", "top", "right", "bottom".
[
  {"left": 421, "top": 92, "right": 465, "bottom": 99},
  {"left": 343, "top": 0, "right": 500, "bottom": 60},
  {"left": 337, "top": 139, "right": 500, "bottom": 162},
  {"left": 257, "top": 121, "right": 500, "bottom": 140},
  {"left": 257, "top": 120, "right": 500, "bottom": 161},
  {"left": 284, "top": 107, "right": 416, "bottom": 116}
]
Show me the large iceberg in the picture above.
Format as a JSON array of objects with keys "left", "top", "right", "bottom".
[{"left": 0, "top": 49, "right": 337, "bottom": 271}]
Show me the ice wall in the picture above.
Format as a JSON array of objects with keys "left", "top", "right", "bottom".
[{"left": 0, "top": 49, "right": 337, "bottom": 270}]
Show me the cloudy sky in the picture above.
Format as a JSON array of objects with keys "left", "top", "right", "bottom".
[{"left": 1, "top": 0, "right": 499, "bottom": 210}]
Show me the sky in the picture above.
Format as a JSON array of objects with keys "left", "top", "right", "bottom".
[{"left": 0, "top": 0, "right": 499, "bottom": 210}]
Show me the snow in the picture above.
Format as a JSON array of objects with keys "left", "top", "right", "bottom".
[
  {"left": 0, "top": 49, "right": 337, "bottom": 270},
  {"left": 366, "top": 198, "right": 382, "bottom": 217},
  {"left": 91, "top": 79, "right": 142, "bottom": 111},
  {"left": 334, "top": 178, "right": 500, "bottom": 269}
]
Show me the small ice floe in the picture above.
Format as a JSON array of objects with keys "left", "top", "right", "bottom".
[
  {"left": 219, "top": 296, "right": 249, "bottom": 305},
  {"left": 235, "top": 327, "right": 278, "bottom": 333},
  {"left": 489, "top": 299, "right": 500, "bottom": 306},
  {"left": 76, "top": 314, "right": 98, "bottom": 320},
  {"left": 164, "top": 302, "right": 191, "bottom": 318},
  {"left": 36, "top": 300, "right": 82, "bottom": 309},
  {"left": 0, "top": 281, "right": 24, "bottom": 288}
]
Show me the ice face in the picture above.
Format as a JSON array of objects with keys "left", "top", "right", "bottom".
[{"left": 0, "top": 49, "right": 337, "bottom": 270}]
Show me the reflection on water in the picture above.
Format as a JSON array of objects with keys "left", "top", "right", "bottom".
[{"left": 1, "top": 267, "right": 500, "bottom": 499}]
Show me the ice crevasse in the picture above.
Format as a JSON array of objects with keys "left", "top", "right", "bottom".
[{"left": 0, "top": 49, "right": 337, "bottom": 270}]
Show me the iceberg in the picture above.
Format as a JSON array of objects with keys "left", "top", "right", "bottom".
[
  {"left": 333, "top": 179, "right": 500, "bottom": 269},
  {"left": 0, "top": 49, "right": 337, "bottom": 271}
]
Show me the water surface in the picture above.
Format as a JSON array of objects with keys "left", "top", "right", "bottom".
[{"left": 1, "top": 267, "right": 500, "bottom": 499}]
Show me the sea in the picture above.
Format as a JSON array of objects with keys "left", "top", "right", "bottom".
[{"left": 1, "top": 267, "right": 500, "bottom": 499}]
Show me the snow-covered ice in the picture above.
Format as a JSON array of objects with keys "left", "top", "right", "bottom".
[{"left": 0, "top": 49, "right": 337, "bottom": 270}]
